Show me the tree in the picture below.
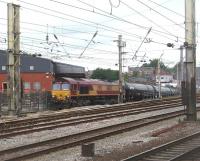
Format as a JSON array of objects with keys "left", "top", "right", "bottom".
[
  {"left": 142, "top": 58, "right": 176, "bottom": 74},
  {"left": 91, "top": 68, "right": 118, "bottom": 81},
  {"left": 142, "top": 59, "right": 166, "bottom": 69}
]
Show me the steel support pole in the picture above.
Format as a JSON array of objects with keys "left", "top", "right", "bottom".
[
  {"left": 179, "top": 46, "right": 184, "bottom": 95},
  {"left": 118, "top": 35, "right": 123, "bottom": 103},
  {"left": 7, "top": 3, "right": 21, "bottom": 116},
  {"left": 180, "top": 46, "right": 184, "bottom": 82},
  {"left": 158, "top": 59, "right": 161, "bottom": 99},
  {"left": 185, "top": 0, "right": 196, "bottom": 121}
]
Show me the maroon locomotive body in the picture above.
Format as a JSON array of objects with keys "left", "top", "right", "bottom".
[{"left": 51, "top": 77, "right": 119, "bottom": 106}]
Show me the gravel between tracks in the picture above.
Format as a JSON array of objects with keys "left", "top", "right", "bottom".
[
  {"left": 1, "top": 104, "right": 197, "bottom": 161},
  {"left": 24, "top": 113, "right": 200, "bottom": 161},
  {"left": 0, "top": 106, "right": 183, "bottom": 151}
]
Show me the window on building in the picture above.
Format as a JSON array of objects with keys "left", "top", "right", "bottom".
[
  {"left": 1, "top": 66, "right": 6, "bottom": 71},
  {"left": 33, "top": 82, "right": 41, "bottom": 90},
  {"left": 24, "top": 82, "right": 31, "bottom": 89},
  {"left": 30, "top": 65, "right": 34, "bottom": 71}
]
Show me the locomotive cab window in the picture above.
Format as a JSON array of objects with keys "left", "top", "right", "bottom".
[
  {"left": 53, "top": 83, "right": 61, "bottom": 90},
  {"left": 62, "top": 83, "right": 70, "bottom": 90}
]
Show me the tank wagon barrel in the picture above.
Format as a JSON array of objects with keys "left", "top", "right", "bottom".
[{"left": 125, "top": 82, "right": 177, "bottom": 102}]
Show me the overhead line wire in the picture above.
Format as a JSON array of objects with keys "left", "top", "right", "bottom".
[
  {"left": 74, "top": 0, "right": 184, "bottom": 42},
  {"left": 136, "top": 0, "right": 185, "bottom": 28},
  {"left": 0, "top": 0, "right": 141, "bottom": 39},
  {"left": 6, "top": 0, "right": 185, "bottom": 43},
  {"left": 120, "top": 1, "right": 184, "bottom": 43},
  {"left": 50, "top": 0, "right": 148, "bottom": 31},
  {"left": 16, "top": 0, "right": 142, "bottom": 39},
  {"left": 0, "top": 0, "right": 184, "bottom": 44},
  {"left": 146, "top": 0, "right": 184, "bottom": 17}
]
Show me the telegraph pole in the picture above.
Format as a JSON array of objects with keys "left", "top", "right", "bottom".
[
  {"left": 115, "top": 35, "right": 126, "bottom": 103},
  {"left": 185, "top": 0, "right": 196, "bottom": 121},
  {"left": 7, "top": 3, "right": 21, "bottom": 116}
]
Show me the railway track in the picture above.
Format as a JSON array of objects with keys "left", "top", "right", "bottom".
[
  {"left": 0, "top": 97, "right": 182, "bottom": 130},
  {"left": 122, "top": 130, "right": 200, "bottom": 161},
  {"left": 0, "top": 109, "right": 187, "bottom": 161},
  {"left": 0, "top": 100, "right": 183, "bottom": 138}
]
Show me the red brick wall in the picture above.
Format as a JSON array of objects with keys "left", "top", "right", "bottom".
[
  {"left": 0, "top": 73, "right": 7, "bottom": 92},
  {"left": 0, "top": 73, "right": 54, "bottom": 92}
]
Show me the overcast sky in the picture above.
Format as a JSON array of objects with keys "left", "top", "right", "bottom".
[{"left": 0, "top": 0, "right": 199, "bottom": 71}]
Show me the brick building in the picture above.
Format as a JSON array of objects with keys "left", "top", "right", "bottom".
[{"left": 0, "top": 50, "right": 85, "bottom": 93}]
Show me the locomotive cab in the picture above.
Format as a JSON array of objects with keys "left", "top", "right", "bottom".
[{"left": 51, "top": 82, "right": 71, "bottom": 102}]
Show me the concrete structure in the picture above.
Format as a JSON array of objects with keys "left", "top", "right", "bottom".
[{"left": 195, "top": 67, "right": 200, "bottom": 89}]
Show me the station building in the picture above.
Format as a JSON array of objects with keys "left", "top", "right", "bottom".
[{"left": 0, "top": 50, "right": 85, "bottom": 92}]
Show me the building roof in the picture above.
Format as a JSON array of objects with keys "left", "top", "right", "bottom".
[{"left": 0, "top": 50, "right": 85, "bottom": 78}]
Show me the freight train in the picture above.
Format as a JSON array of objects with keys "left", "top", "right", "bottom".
[{"left": 50, "top": 77, "right": 178, "bottom": 107}]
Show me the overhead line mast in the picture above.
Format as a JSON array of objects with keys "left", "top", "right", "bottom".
[
  {"left": 7, "top": 3, "right": 21, "bottom": 116},
  {"left": 185, "top": 0, "right": 197, "bottom": 121}
]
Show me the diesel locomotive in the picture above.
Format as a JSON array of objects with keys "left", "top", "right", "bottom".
[{"left": 51, "top": 77, "right": 119, "bottom": 106}]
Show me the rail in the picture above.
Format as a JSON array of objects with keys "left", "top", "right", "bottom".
[
  {"left": 0, "top": 109, "right": 189, "bottom": 161},
  {"left": 122, "top": 130, "right": 200, "bottom": 161}
]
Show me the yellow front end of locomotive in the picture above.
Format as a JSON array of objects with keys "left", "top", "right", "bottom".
[{"left": 51, "top": 90, "right": 71, "bottom": 102}]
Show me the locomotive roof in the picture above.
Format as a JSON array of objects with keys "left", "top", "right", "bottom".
[{"left": 60, "top": 77, "right": 118, "bottom": 85}]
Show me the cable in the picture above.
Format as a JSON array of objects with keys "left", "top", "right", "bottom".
[
  {"left": 14, "top": 0, "right": 187, "bottom": 43},
  {"left": 0, "top": 0, "right": 184, "bottom": 46},
  {"left": 146, "top": 0, "right": 184, "bottom": 18},
  {"left": 136, "top": 0, "right": 185, "bottom": 29},
  {"left": 0, "top": 17, "right": 142, "bottom": 47},
  {"left": 71, "top": 0, "right": 186, "bottom": 42},
  {"left": 21, "top": 43, "right": 121, "bottom": 63},
  {"left": 120, "top": 1, "right": 183, "bottom": 42},
  {"left": 0, "top": 0, "right": 191, "bottom": 66},
  {"left": 1, "top": 20, "right": 171, "bottom": 49},
  {"left": 133, "top": 27, "right": 152, "bottom": 60},
  {"left": 109, "top": 0, "right": 121, "bottom": 14},
  {"left": 50, "top": 0, "right": 149, "bottom": 31},
  {"left": 0, "top": 30, "right": 181, "bottom": 56},
  {"left": 16, "top": 0, "right": 142, "bottom": 39},
  {"left": 53, "top": 33, "right": 70, "bottom": 57},
  {"left": 79, "top": 31, "right": 98, "bottom": 58}
]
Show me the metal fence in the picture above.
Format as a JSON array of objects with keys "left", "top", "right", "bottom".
[{"left": 0, "top": 92, "right": 52, "bottom": 116}]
